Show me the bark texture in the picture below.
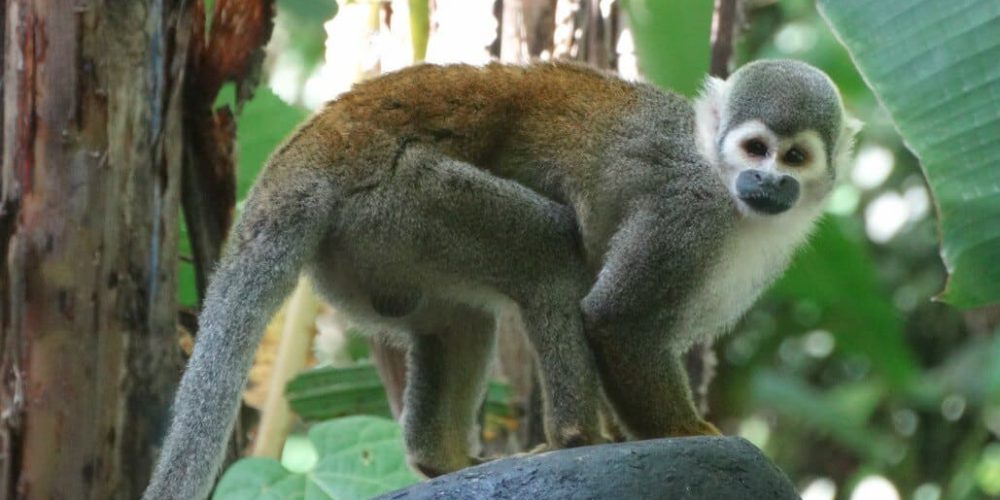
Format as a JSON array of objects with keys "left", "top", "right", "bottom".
[
  {"left": 0, "top": 0, "right": 275, "bottom": 497},
  {"left": 0, "top": 1, "right": 190, "bottom": 498}
]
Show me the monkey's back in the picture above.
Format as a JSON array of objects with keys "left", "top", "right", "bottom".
[{"left": 293, "top": 63, "right": 694, "bottom": 204}]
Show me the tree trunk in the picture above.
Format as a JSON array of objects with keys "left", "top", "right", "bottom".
[{"left": 0, "top": 1, "right": 191, "bottom": 498}]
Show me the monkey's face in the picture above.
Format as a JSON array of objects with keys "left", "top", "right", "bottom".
[
  {"left": 694, "top": 60, "right": 859, "bottom": 220},
  {"left": 717, "top": 120, "right": 833, "bottom": 217}
]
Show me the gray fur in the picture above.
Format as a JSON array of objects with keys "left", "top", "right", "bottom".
[
  {"left": 724, "top": 59, "right": 844, "bottom": 160},
  {"left": 145, "top": 165, "right": 338, "bottom": 500},
  {"left": 144, "top": 60, "right": 852, "bottom": 499}
]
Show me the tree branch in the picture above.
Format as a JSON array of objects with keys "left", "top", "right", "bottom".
[{"left": 709, "top": 0, "right": 738, "bottom": 78}]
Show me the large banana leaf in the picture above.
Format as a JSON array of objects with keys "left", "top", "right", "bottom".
[{"left": 819, "top": 0, "right": 1000, "bottom": 308}]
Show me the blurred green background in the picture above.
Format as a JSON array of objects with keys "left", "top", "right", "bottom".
[{"left": 194, "top": 1, "right": 1000, "bottom": 499}]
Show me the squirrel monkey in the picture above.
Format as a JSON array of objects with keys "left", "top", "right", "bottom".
[{"left": 145, "top": 59, "right": 858, "bottom": 499}]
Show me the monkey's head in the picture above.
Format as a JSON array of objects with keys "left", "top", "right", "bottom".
[{"left": 694, "top": 59, "right": 861, "bottom": 217}]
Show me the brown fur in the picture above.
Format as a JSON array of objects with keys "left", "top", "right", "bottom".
[{"left": 284, "top": 63, "right": 637, "bottom": 203}]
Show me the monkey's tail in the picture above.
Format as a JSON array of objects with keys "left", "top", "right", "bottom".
[{"left": 144, "top": 164, "right": 337, "bottom": 500}]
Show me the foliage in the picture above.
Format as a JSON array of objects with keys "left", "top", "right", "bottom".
[
  {"left": 624, "top": 0, "right": 714, "bottom": 96},
  {"left": 235, "top": 88, "right": 311, "bottom": 199},
  {"left": 818, "top": 0, "right": 1000, "bottom": 308},
  {"left": 770, "top": 219, "right": 918, "bottom": 388},
  {"left": 286, "top": 361, "right": 513, "bottom": 421},
  {"left": 277, "top": 0, "right": 339, "bottom": 73},
  {"left": 214, "top": 416, "right": 419, "bottom": 500},
  {"left": 287, "top": 363, "right": 393, "bottom": 420}
]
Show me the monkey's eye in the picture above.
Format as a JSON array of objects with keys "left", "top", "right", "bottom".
[
  {"left": 783, "top": 147, "right": 808, "bottom": 166},
  {"left": 742, "top": 139, "right": 769, "bottom": 158}
]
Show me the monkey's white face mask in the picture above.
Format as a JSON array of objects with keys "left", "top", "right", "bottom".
[{"left": 694, "top": 75, "right": 859, "bottom": 219}]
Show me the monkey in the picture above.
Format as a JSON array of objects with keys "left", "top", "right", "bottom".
[{"left": 143, "top": 59, "right": 858, "bottom": 499}]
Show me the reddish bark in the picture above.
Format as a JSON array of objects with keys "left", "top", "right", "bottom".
[
  {"left": 182, "top": 0, "right": 275, "bottom": 301},
  {"left": 0, "top": 1, "right": 191, "bottom": 497},
  {"left": 0, "top": 0, "right": 277, "bottom": 497}
]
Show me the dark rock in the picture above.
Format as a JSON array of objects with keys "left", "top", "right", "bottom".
[{"left": 376, "top": 436, "right": 798, "bottom": 500}]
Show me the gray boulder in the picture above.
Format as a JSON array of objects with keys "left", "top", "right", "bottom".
[{"left": 376, "top": 436, "right": 798, "bottom": 500}]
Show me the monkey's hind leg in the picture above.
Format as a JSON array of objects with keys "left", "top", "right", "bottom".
[
  {"left": 342, "top": 145, "right": 605, "bottom": 455},
  {"left": 402, "top": 305, "right": 496, "bottom": 477}
]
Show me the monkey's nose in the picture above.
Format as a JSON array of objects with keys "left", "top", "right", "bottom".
[{"left": 735, "top": 169, "right": 800, "bottom": 215}]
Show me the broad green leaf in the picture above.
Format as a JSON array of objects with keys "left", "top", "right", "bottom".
[
  {"left": 214, "top": 458, "right": 307, "bottom": 500},
  {"left": 214, "top": 416, "right": 418, "bottom": 500},
  {"left": 286, "top": 363, "right": 513, "bottom": 421},
  {"left": 772, "top": 218, "right": 919, "bottom": 387},
  {"left": 624, "top": 0, "right": 714, "bottom": 96},
  {"left": 236, "top": 89, "right": 310, "bottom": 200},
  {"left": 307, "top": 417, "right": 420, "bottom": 497},
  {"left": 818, "top": 0, "right": 1000, "bottom": 308},
  {"left": 286, "top": 363, "right": 393, "bottom": 421}
]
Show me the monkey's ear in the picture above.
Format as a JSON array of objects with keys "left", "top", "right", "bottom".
[
  {"left": 693, "top": 76, "right": 730, "bottom": 163},
  {"left": 831, "top": 115, "right": 863, "bottom": 173}
]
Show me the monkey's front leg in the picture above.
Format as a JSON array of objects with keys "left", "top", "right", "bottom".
[
  {"left": 519, "top": 295, "right": 607, "bottom": 449},
  {"left": 581, "top": 202, "right": 726, "bottom": 438},
  {"left": 587, "top": 332, "right": 719, "bottom": 438}
]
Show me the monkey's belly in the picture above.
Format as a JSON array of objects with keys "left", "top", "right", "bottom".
[{"left": 306, "top": 248, "right": 512, "bottom": 340}]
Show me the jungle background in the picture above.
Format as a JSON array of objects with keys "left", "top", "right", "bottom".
[{"left": 1, "top": 0, "right": 998, "bottom": 499}]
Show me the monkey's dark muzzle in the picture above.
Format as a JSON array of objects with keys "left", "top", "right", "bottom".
[{"left": 736, "top": 169, "right": 799, "bottom": 215}]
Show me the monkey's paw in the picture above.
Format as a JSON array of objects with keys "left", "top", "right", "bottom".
[
  {"left": 513, "top": 442, "right": 551, "bottom": 457},
  {"left": 411, "top": 456, "right": 483, "bottom": 478},
  {"left": 696, "top": 419, "right": 723, "bottom": 436},
  {"left": 670, "top": 419, "right": 722, "bottom": 437}
]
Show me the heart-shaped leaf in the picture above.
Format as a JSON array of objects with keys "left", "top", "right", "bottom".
[{"left": 214, "top": 416, "right": 419, "bottom": 500}]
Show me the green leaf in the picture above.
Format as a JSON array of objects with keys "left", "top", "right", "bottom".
[
  {"left": 772, "top": 218, "right": 919, "bottom": 387},
  {"left": 214, "top": 458, "right": 307, "bottom": 500},
  {"left": 624, "top": 0, "right": 714, "bottom": 96},
  {"left": 236, "top": 89, "right": 310, "bottom": 200},
  {"left": 286, "top": 364, "right": 514, "bottom": 421},
  {"left": 214, "top": 416, "right": 419, "bottom": 500},
  {"left": 286, "top": 363, "right": 392, "bottom": 421},
  {"left": 818, "top": 0, "right": 1000, "bottom": 308},
  {"left": 307, "top": 416, "right": 420, "bottom": 497}
]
